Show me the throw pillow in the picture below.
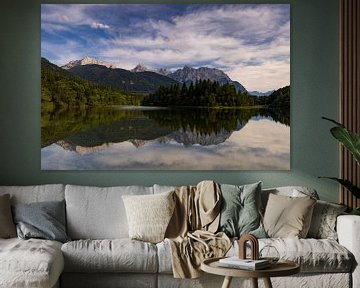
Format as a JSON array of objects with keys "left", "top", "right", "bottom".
[
  {"left": 0, "top": 194, "right": 17, "bottom": 238},
  {"left": 307, "top": 200, "right": 347, "bottom": 240},
  {"left": 263, "top": 193, "right": 316, "bottom": 238},
  {"left": 122, "top": 190, "right": 175, "bottom": 243},
  {"left": 12, "top": 200, "right": 70, "bottom": 243},
  {"left": 218, "top": 182, "right": 266, "bottom": 238}
]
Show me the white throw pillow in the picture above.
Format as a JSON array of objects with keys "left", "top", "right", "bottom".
[{"left": 122, "top": 191, "right": 175, "bottom": 243}]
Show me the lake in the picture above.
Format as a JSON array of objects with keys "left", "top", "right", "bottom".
[{"left": 41, "top": 106, "right": 290, "bottom": 170}]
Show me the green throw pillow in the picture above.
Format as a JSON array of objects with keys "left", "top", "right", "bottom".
[{"left": 218, "top": 182, "right": 266, "bottom": 238}]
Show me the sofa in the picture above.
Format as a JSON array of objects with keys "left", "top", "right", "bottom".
[{"left": 0, "top": 183, "right": 359, "bottom": 288}]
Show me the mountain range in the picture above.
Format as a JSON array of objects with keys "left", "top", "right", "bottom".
[
  {"left": 61, "top": 57, "right": 247, "bottom": 94},
  {"left": 248, "top": 90, "right": 275, "bottom": 97},
  {"left": 67, "top": 64, "right": 178, "bottom": 93},
  {"left": 62, "top": 56, "right": 116, "bottom": 70},
  {"left": 167, "top": 66, "right": 246, "bottom": 93}
]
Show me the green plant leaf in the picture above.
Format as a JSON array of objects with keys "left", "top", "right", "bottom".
[
  {"left": 322, "top": 117, "right": 360, "bottom": 165},
  {"left": 351, "top": 208, "right": 360, "bottom": 215},
  {"left": 330, "top": 127, "right": 360, "bottom": 165},
  {"left": 319, "top": 177, "right": 360, "bottom": 198}
]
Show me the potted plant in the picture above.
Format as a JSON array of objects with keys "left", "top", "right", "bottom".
[{"left": 320, "top": 117, "right": 360, "bottom": 215}]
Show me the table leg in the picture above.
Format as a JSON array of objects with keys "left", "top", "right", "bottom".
[
  {"left": 221, "top": 276, "right": 233, "bottom": 288},
  {"left": 263, "top": 277, "right": 273, "bottom": 288},
  {"left": 251, "top": 278, "right": 258, "bottom": 288}
]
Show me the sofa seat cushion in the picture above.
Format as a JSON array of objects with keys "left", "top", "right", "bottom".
[
  {"left": 157, "top": 238, "right": 354, "bottom": 274},
  {"left": 231, "top": 238, "right": 353, "bottom": 273},
  {"left": 260, "top": 238, "right": 353, "bottom": 272},
  {"left": 0, "top": 238, "right": 64, "bottom": 288},
  {"left": 62, "top": 239, "right": 158, "bottom": 273}
]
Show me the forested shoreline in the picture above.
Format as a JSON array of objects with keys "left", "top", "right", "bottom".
[
  {"left": 142, "top": 80, "right": 290, "bottom": 108},
  {"left": 41, "top": 58, "right": 141, "bottom": 111}
]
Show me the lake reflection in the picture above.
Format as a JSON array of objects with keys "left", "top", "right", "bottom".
[{"left": 41, "top": 107, "right": 290, "bottom": 170}]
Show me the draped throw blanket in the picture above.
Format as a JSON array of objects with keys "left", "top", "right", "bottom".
[{"left": 165, "top": 181, "right": 231, "bottom": 278}]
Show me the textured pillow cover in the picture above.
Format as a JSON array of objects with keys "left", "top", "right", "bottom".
[
  {"left": 263, "top": 193, "right": 316, "bottom": 238},
  {"left": 0, "top": 194, "right": 16, "bottom": 238},
  {"left": 218, "top": 182, "right": 266, "bottom": 238},
  {"left": 122, "top": 190, "right": 175, "bottom": 243},
  {"left": 12, "top": 200, "right": 70, "bottom": 243},
  {"left": 307, "top": 200, "right": 347, "bottom": 240}
]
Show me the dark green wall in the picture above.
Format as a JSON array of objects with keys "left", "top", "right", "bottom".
[{"left": 0, "top": 0, "right": 340, "bottom": 202}]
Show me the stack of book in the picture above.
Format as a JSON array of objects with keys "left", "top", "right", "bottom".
[{"left": 218, "top": 257, "right": 271, "bottom": 270}]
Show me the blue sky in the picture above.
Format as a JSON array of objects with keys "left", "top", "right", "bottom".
[{"left": 41, "top": 4, "right": 290, "bottom": 92}]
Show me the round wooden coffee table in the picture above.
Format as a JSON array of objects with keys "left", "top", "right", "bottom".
[{"left": 201, "top": 257, "right": 300, "bottom": 288}]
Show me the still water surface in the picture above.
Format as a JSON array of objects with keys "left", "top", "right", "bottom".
[{"left": 41, "top": 106, "right": 290, "bottom": 170}]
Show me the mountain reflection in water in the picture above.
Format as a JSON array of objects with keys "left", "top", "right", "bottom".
[{"left": 41, "top": 106, "right": 290, "bottom": 170}]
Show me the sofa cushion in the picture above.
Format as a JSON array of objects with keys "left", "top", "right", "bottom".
[
  {"left": 158, "top": 237, "right": 353, "bottom": 274},
  {"left": 65, "top": 185, "right": 153, "bottom": 239},
  {"left": 0, "top": 184, "right": 65, "bottom": 204},
  {"left": 122, "top": 191, "right": 175, "bottom": 243},
  {"left": 0, "top": 194, "right": 16, "bottom": 238},
  {"left": 0, "top": 238, "right": 64, "bottom": 288},
  {"left": 61, "top": 239, "right": 158, "bottom": 273},
  {"left": 156, "top": 240, "right": 173, "bottom": 274},
  {"left": 260, "top": 238, "right": 353, "bottom": 273},
  {"left": 153, "top": 184, "right": 176, "bottom": 194},
  {"left": 263, "top": 193, "right": 316, "bottom": 238},
  {"left": 218, "top": 182, "right": 266, "bottom": 238},
  {"left": 12, "top": 200, "right": 70, "bottom": 243},
  {"left": 232, "top": 238, "right": 353, "bottom": 273},
  {"left": 307, "top": 200, "right": 347, "bottom": 240},
  {"left": 261, "top": 186, "right": 319, "bottom": 213}
]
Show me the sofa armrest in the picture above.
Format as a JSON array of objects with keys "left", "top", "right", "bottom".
[{"left": 337, "top": 215, "right": 360, "bottom": 288}]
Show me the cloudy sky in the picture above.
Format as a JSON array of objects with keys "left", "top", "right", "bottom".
[{"left": 41, "top": 4, "right": 290, "bottom": 92}]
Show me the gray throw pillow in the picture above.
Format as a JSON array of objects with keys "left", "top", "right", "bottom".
[
  {"left": 218, "top": 182, "right": 266, "bottom": 238},
  {"left": 0, "top": 194, "right": 17, "bottom": 238},
  {"left": 307, "top": 200, "right": 347, "bottom": 240},
  {"left": 12, "top": 200, "right": 70, "bottom": 243}
]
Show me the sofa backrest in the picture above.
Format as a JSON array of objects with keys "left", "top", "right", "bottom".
[
  {"left": 65, "top": 184, "right": 154, "bottom": 239},
  {"left": 0, "top": 184, "right": 65, "bottom": 204},
  {"left": 0, "top": 183, "right": 320, "bottom": 241},
  {"left": 153, "top": 184, "right": 176, "bottom": 194}
]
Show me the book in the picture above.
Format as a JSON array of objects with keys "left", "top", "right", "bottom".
[{"left": 218, "top": 257, "right": 271, "bottom": 270}]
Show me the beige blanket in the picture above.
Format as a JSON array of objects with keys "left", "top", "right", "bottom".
[{"left": 165, "top": 180, "right": 231, "bottom": 278}]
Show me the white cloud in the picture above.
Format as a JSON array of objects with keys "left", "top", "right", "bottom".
[
  {"left": 91, "top": 22, "right": 110, "bottom": 30},
  {"left": 229, "top": 60, "right": 290, "bottom": 92},
  {"left": 41, "top": 4, "right": 110, "bottom": 32},
  {"left": 104, "top": 5, "right": 290, "bottom": 90},
  {"left": 42, "top": 4, "right": 290, "bottom": 91}
]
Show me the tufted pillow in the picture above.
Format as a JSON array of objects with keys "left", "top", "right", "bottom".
[
  {"left": 122, "top": 191, "right": 175, "bottom": 243},
  {"left": 263, "top": 193, "right": 316, "bottom": 238},
  {"left": 218, "top": 182, "right": 266, "bottom": 238},
  {"left": 0, "top": 194, "right": 16, "bottom": 238}
]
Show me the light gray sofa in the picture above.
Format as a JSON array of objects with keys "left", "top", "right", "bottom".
[{"left": 0, "top": 183, "right": 359, "bottom": 288}]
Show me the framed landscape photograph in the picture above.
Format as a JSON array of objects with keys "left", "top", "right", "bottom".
[{"left": 41, "top": 4, "right": 290, "bottom": 170}]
